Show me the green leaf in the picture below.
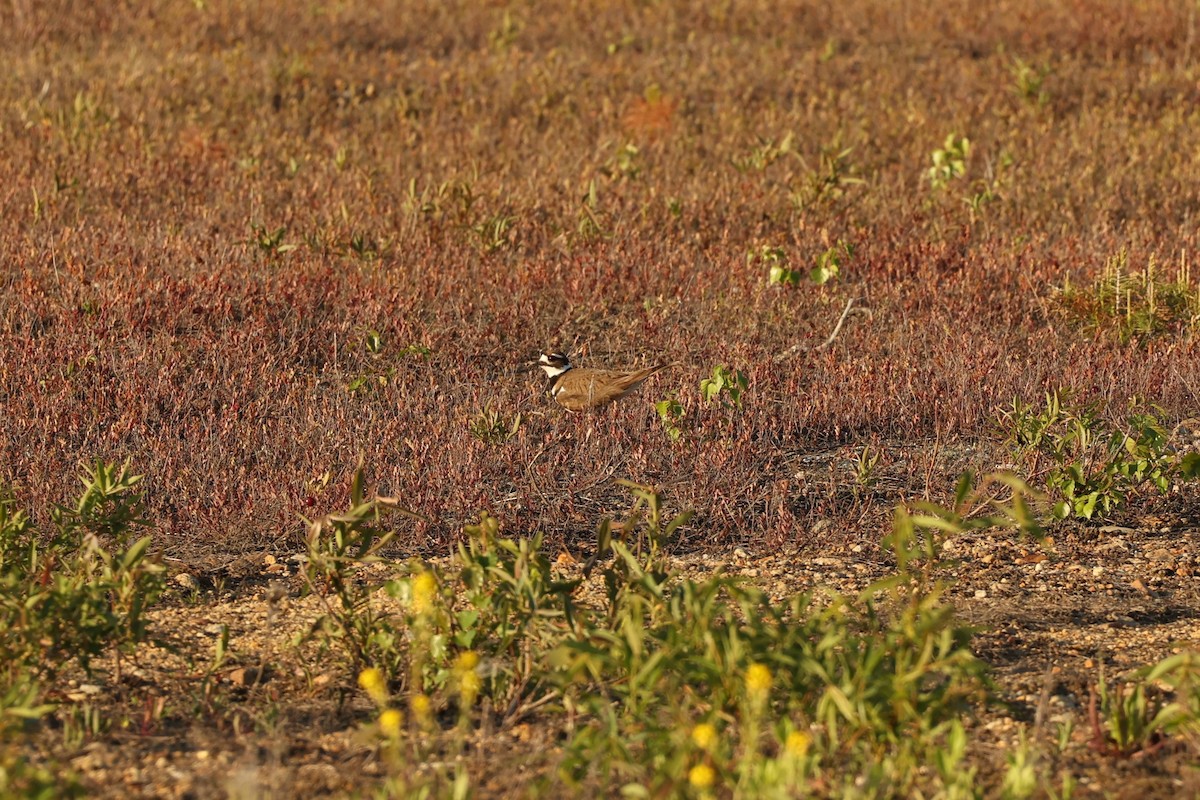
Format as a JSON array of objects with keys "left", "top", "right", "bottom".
[
  {"left": 119, "top": 536, "right": 153, "bottom": 570},
  {"left": 1179, "top": 452, "right": 1200, "bottom": 479}
]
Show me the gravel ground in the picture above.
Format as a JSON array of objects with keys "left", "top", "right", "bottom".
[{"left": 38, "top": 494, "right": 1200, "bottom": 798}]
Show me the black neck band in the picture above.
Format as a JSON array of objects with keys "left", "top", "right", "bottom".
[{"left": 547, "top": 366, "right": 572, "bottom": 391}]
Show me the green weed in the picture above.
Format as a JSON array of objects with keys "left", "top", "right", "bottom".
[
  {"left": 1000, "top": 391, "right": 1180, "bottom": 519},
  {"left": 791, "top": 141, "right": 863, "bottom": 211},
  {"left": 0, "top": 461, "right": 164, "bottom": 682},
  {"left": 927, "top": 133, "right": 971, "bottom": 191},
  {"left": 700, "top": 365, "right": 749, "bottom": 409},
  {"left": 732, "top": 132, "right": 794, "bottom": 173},
  {"left": 811, "top": 240, "right": 853, "bottom": 285},
  {"left": 754, "top": 244, "right": 801, "bottom": 287},
  {"left": 1088, "top": 662, "right": 1181, "bottom": 757},
  {"left": 757, "top": 241, "right": 852, "bottom": 287},
  {"left": 1052, "top": 248, "right": 1200, "bottom": 344},
  {"left": 576, "top": 180, "right": 610, "bottom": 243},
  {"left": 300, "top": 468, "right": 419, "bottom": 680},
  {"left": 605, "top": 143, "right": 641, "bottom": 181},
  {"left": 547, "top": 475, "right": 1041, "bottom": 796},
  {"left": 1010, "top": 57, "right": 1051, "bottom": 107},
  {"left": 245, "top": 223, "right": 298, "bottom": 258},
  {"left": 851, "top": 445, "right": 881, "bottom": 497},
  {"left": 468, "top": 407, "right": 522, "bottom": 445},
  {"left": 655, "top": 396, "right": 685, "bottom": 441},
  {"left": 0, "top": 462, "right": 162, "bottom": 798},
  {"left": 346, "top": 334, "right": 428, "bottom": 393},
  {"left": 469, "top": 212, "right": 517, "bottom": 253}
]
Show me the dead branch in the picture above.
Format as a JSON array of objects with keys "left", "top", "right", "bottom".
[{"left": 773, "top": 297, "right": 867, "bottom": 363}]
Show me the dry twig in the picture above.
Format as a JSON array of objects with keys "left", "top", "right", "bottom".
[{"left": 773, "top": 297, "right": 868, "bottom": 363}]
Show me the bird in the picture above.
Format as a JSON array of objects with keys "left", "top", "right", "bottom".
[{"left": 537, "top": 351, "right": 672, "bottom": 411}]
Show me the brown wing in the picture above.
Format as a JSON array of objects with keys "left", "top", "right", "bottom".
[{"left": 557, "top": 364, "right": 671, "bottom": 410}]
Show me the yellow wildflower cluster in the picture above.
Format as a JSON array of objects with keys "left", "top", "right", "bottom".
[
  {"left": 690, "top": 722, "right": 718, "bottom": 751},
  {"left": 378, "top": 709, "right": 404, "bottom": 739},
  {"left": 745, "top": 662, "right": 773, "bottom": 696},
  {"left": 410, "top": 570, "right": 438, "bottom": 616},
  {"left": 688, "top": 763, "right": 716, "bottom": 789},
  {"left": 455, "top": 650, "right": 482, "bottom": 705},
  {"left": 357, "top": 667, "right": 388, "bottom": 707},
  {"left": 410, "top": 692, "right": 433, "bottom": 729},
  {"left": 785, "top": 730, "right": 811, "bottom": 758}
]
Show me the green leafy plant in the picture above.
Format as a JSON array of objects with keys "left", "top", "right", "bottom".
[
  {"left": 295, "top": 469, "right": 1069, "bottom": 797},
  {"left": 469, "top": 212, "right": 517, "bottom": 253},
  {"left": 1010, "top": 57, "right": 1051, "bottom": 107},
  {"left": 700, "top": 365, "right": 749, "bottom": 409},
  {"left": 468, "top": 407, "right": 522, "bottom": 445},
  {"left": 811, "top": 240, "right": 853, "bottom": 285},
  {"left": 964, "top": 149, "right": 1013, "bottom": 221},
  {"left": 851, "top": 445, "right": 881, "bottom": 496},
  {"left": 300, "top": 467, "right": 419, "bottom": 680},
  {"left": 1088, "top": 662, "right": 1182, "bottom": 757},
  {"left": 1001, "top": 391, "right": 1180, "bottom": 520},
  {"left": 0, "top": 461, "right": 165, "bottom": 683},
  {"left": 191, "top": 624, "right": 231, "bottom": 720},
  {"left": 547, "top": 475, "right": 1038, "bottom": 797},
  {"left": 363, "top": 329, "right": 383, "bottom": 355},
  {"left": 402, "top": 176, "right": 453, "bottom": 219},
  {"left": 399, "top": 343, "right": 431, "bottom": 359},
  {"left": 655, "top": 396, "right": 685, "bottom": 441},
  {"left": 0, "top": 738, "right": 76, "bottom": 798},
  {"left": 0, "top": 461, "right": 164, "bottom": 800},
  {"left": 303, "top": 476, "right": 577, "bottom": 716},
  {"left": 753, "top": 244, "right": 800, "bottom": 287},
  {"left": 347, "top": 335, "right": 428, "bottom": 393},
  {"left": 60, "top": 701, "right": 107, "bottom": 750},
  {"left": 1000, "top": 730, "right": 1038, "bottom": 799},
  {"left": 732, "top": 132, "right": 794, "bottom": 173},
  {"left": 576, "top": 180, "right": 610, "bottom": 243},
  {"left": 791, "top": 141, "right": 864, "bottom": 211},
  {"left": 605, "top": 143, "right": 641, "bottom": 180},
  {"left": 450, "top": 513, "right": 580, "bottom": 719},
  {"left": 927, "top": 133, "right": 970, "bottom": 191},
  {"left": 346, "top": 230, "right": 387, "bottom": 261},
  {"left": 245, "top": 222, "right": 298, "bottom": 257},
  {"left": 1052, "top": 248, "right": 1200, "bottom": 344}
]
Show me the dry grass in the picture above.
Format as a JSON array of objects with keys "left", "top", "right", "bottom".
[{"left": 3, "top": 0, "right": 1200, "bottom": 553}]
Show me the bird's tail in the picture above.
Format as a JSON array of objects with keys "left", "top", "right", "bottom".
[{"left": 623, "top": 362, "right": 674, "bottom": 389}]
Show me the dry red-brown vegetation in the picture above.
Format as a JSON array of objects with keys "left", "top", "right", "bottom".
[
  {"left": 4, "top": 0, "right": 1200, "bottom": 796},
  {"left": 5, "top": 0, "right": 1199, "bottom": 555}
]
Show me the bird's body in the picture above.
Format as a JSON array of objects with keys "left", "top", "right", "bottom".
[{"left": 538, "top": 351, "right": 671, "bottom": 412}]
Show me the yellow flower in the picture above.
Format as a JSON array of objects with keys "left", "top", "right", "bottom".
[
  {"left": 688, "top": 763, "right": 716, "bottom": 790},
  {"left": 378, "top": 708, "right": 404, "bottom": 739},
  {"left": 745, "top": 662, "right": 773, "bottom": 696},
  {"left": 460, "top": 671, "right": 482, "bottom": 703},
  {"left": 410, "top": 692, "right": 433, "bottom": 727},
  {"left": 455, "top": 650, "right": 480, "bottom": 671},
  {"left": 411, "top": 570, "right": 438, "bottom": 616},
  {"left": 455, "top": 651, "right": 482, "bottom": 705},
  {"left": 357, "top": 668, "right": 388, "bottom": 706},
  {"left": 690, "top": 722, "right": 718, "bottom": 751},
  {"left": 785, "top": 730, "right": 811, "bottom": 758}
]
